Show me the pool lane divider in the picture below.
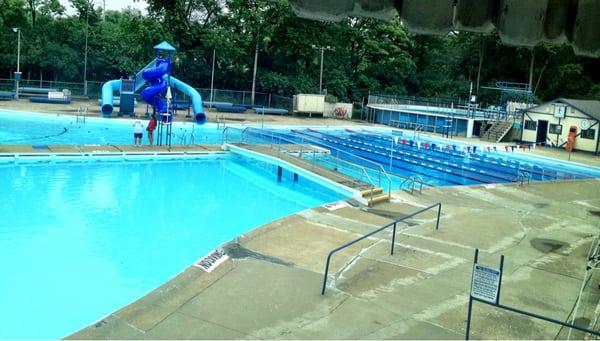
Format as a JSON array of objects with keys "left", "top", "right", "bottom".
[
  {"left": 224, "top": 143, "right": 366, "bottom": 205},
  {"left": 309, "top": 129, "right": 515, "bottom": 183},
  {"left": 291, "top": 129, "right": 472, "bottom": 185},
  {"left": 347, "top": 129, "right": 572, "bottom": 180}
]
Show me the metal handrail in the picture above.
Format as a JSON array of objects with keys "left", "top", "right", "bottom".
[
  {"left": 245, "top": 127, "right": 392, "bottom": 202},
  {"left": 321, "top": 203, "right": 442, "bottom": 295},
  {"left": 294, "top": 129, "right": 394, "bottom": 199},
  {"left": 223, "top": 127, "right": 381, "bottom": 201},
  {"left": 243, "top": 128, "right": 378, "bottom": 200},
  {"left": 516, "top": 170, "right": 531, "bottom": 186},
  {"left": 339, "top": 129, "right": 428, "bottom": 194}
]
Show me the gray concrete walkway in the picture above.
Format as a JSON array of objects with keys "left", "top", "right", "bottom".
[{"left": 69, "top": 179, "right": 600, "bottom": 339}]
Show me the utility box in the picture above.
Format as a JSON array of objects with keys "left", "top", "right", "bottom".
[{"left": 293, "top": 94, "right": 325, "bottom": 117}]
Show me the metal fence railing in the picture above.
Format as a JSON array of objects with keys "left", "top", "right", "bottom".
[
  {"left": 321, "top": 203, "right": 442, "bottom": 295},
  {"left": 0, "top": 77, "right": 294, "bottom": 110},
  {"left": 222, "top": 126, "right": 391, "bottom": 203},
  {"left": 367, "top": 93, "right": 525, "bottom": 121}
]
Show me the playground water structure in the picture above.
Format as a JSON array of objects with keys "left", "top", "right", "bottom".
[
  {"left": 0, "top": 154, "right": 347, "bottom": 339},
  {"left": 100, "top": 41, "right": 207, "bottom": 124}
]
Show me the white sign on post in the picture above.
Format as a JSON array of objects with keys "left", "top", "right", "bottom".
[{"left": 471, "top": 263, "right": 501, "bottom": 303}]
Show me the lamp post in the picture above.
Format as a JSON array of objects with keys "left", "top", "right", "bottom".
[
  {"left": 311, "top": 45, "right": 334, "bottom": 94},
  {"left": 83, "top": 0, "right": 94, "bottom": 97},
  {"left": 12, "top": 27, "right": 21, "bottom": 100},
  {"left": 251, "top": 39, "right": 259, "bottom": 105},
  {"left": 210, "top": 48, "right": 216, "bottom": 107}
]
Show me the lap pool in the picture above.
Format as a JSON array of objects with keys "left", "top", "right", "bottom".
[{"left": 0, "top": 155, "right": 347, "bottom": 339}]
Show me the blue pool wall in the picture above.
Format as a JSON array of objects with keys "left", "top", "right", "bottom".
[{"left": 372, "top": 108, "right": 469, "bottom": 136}]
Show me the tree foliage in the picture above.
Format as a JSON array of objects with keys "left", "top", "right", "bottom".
[{"left": 0, "top": 0, "right": 598, "bottom": 103}]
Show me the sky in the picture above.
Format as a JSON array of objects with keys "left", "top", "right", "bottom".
[{"left": 60, "top": 0, "right": 147, "bottom": 15}]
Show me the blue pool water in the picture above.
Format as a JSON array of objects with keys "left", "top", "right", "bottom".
[
  {"left": 244, "top": 128, "right": 600, "bottom": 187},
  {"left": 0, "top": 110, "right": 223, "bottom": 145},
  {"left": 3, "top": 110, "right": 599, "bottom": 187},
  {"left": 0, "top": 155, "right": 346, "bottom": 339}
]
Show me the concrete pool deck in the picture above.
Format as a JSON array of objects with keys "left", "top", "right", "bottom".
[
  {"left": 66, "top": 179, "right": 600, "bottom": 339},
  {"left": 1, "top": 102, "right": 599, "bottom": 338}
]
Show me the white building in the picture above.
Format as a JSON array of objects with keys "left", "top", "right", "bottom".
[{"left": 521, "top": 98, "right": 600, "bottom": 154}]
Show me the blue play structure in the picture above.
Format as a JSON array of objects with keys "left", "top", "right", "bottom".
[{"left": 100, "top": 41, "right": 206, "bottom": 124}]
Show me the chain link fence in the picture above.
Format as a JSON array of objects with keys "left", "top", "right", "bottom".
[{"left": 0, "top": 78, "right": 294, "bottom": 111}]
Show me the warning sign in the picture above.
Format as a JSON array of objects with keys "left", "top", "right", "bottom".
[
  {"left": 322, "top": 201, "right": 349, "bottom": 211},
  {"left": 471, "top": 263, "right": 501, "bottom": 303},
  {"left": 193, "top": 248, "right": 229, "bottom": 272}
]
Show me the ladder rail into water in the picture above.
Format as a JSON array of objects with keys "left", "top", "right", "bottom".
[{"left": 222, "top": 127, "right": 392, "bottom": 203}]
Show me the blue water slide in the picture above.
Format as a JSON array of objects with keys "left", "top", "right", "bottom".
[
  {"left": 101, "top": 57, "right": 206, "bottom": 124},
  {"left": 140, "top": 59, "right": 170, "bottom": 113},
  {"left": 167, "top": 76, "right": 206, "bottom": 124},
  {"left": 101, "top": 80, "right": 121, "bottom": 117}
]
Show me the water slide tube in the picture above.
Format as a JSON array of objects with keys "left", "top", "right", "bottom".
[
  {"left": 167, "top": 76, "right": 206, "bottom": 124},
  {"left": 100, "top": 64, "right": 206, "bottom": 124},
  {"left": 101, "top": 80, "right": 121, "bottom": 117},
  {"left": 140, "top": 59, "right": 169, "bottom": 113}
]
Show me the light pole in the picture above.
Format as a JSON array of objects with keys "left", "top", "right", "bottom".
[
  {"left": 83, "top": 0, "right": 94, "bottom": 97},
  {"left": 210, "top": 48, "right": 216, "bottom": 107},
  {"left": 251, "top": 39, "right": 259, "bottom": 105},
  {"left": 12, "top": 28, "right": 21, "bottom": 100},
  {"left": 311, "top": 45, "right": 334, "bottom": 94}
]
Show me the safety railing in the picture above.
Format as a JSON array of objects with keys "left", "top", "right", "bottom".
[
  {"left": 279, "top": 129, "right": 395, "bottom": 199},
  {"left": 75, "top": 106, "right": 88, "bottom": 124},
  {"left": 516, "top": 170, "right": 531, "bottom": 186},
  {"left": 333, "top": 129, "right": 427, "bottom": 195},
  {"left": 321, "top": 203, "right": 442, "bottom": 295},
  {"left": 222, "top": 127, "right": 385, "bottom": 202},
  {"left": 401, "top": 175, "right": 426, "bottom": 193}
]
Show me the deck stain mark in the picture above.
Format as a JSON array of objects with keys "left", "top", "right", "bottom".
[
  {"left": 588, "top": 210, "right": 600, "bottom": 216},
  {"left": 530, "top": 238, "right": 569, "bottom": 253},
  {"left": 223, "top": 242, "right": 295, "bottom": 267}
]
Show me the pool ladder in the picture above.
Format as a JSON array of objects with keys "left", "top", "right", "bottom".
[
  {"left": 516, "top": 170, "right": 531, "bottom": 186},
  {"left": 76, "top": 106, "right": 88, "bottom": 124},
  {"left": 216, "top": 114, "right": 226, "bottom": 129},
  {"left": 400, "top": 176, "right": 425, "bottom": 194}
]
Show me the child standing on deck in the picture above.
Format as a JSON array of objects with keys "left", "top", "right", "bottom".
[
  {"left": 132, "top": 119, "right": 143, "bottom": 146},
  {"left": 146, "top": 113, "right": 158, "bottom": 146}
]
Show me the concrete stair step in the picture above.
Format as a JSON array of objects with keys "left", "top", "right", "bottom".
[
  {"left": 361, "top": 187, "right": 383, "bottom": 197},
  {"left": 368, "top": 193, "right": 390, "bottom": 206}
]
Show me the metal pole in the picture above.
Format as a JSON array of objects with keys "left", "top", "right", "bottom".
[
  {"left": 496, "top": 255, "right": 505, "bottom": 304},
  {"left": 251, "top": 40, "right": 258, "bottom": 105},
  {"left": 83, "top": 6, "right": 89, "bottom": 96},
  {"left": 319, "top": 47, "right": 324, "bottom": 94},
  {"left": 210, "top": 48, "right": 215, "bottom": 107},
  {"left": 389, "top": 137, "right": 394, "bottom": 171},
  {"left": 436, "top": 203, "right": 441, "bottom": 230},
  {"left": 390, "top": 222, "right": 397, "bottom": 255},
  {"left": 465, "top": 248, "right": 479, "bottom": 340},
  {"left": 15, "top": 28, "right": 21, "bottom": 100}
]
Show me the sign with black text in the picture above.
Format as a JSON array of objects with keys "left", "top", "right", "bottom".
[{"left": 470, "top": 263, "right": 501, "bottom": 303}]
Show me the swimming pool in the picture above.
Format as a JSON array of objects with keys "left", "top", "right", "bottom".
[
  {"left": 0, "top": 155, "right": 346, "bottom": 339},
  {"left": 242, "top": 127, "right": 600, "bottom": 187},
  {"left": 0, "top": 110, "right": 223, "bottom": 145},
  {"left": 3, "top": 109, "right": 599, "bottom": 187}
]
